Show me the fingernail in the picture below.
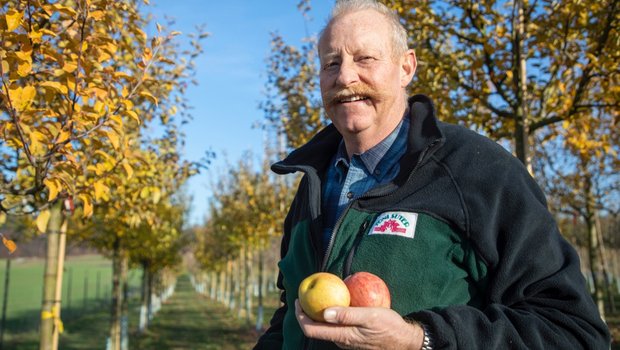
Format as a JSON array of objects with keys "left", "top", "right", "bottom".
[{"left": 323, "top": 309, "right": 337, "bottom": 322}]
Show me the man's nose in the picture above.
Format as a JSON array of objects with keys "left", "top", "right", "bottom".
[{"left": 335, "top": 61, "right": 359, "bottom": 87}]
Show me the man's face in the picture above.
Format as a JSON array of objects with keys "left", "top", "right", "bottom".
[{"left": 319, "top": 9, "right": 413, "bottom": 142}]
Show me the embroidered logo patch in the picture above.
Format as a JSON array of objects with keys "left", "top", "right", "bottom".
[{"left": 369, "top": 212, "right": 418, "bottom": 239}]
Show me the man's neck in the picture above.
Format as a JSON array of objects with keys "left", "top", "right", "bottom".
[{"left": 343, "top": 106, "right": 408, "bottom": 158}]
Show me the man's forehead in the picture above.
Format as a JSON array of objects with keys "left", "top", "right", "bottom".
[{"left": 318, "top": 10, "right": 391, "bottom": 56}]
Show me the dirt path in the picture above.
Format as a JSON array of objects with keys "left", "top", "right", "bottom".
[{"left": 133, "top": 274, "right": 260, "bottom": 350}]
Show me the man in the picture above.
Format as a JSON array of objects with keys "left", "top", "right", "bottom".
[{"left": 254, "top": 0, "right": 610, "bottom": 349}]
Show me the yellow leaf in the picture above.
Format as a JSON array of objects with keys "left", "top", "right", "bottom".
[
  {"left": 51, "top": 4, "right": 78, "bottom": 18},
  {"left": 9, "top": 85, "right": 36, "bottom": 111},
  {"left": 28, "top": 29, "right": 43, "bottom": 43},
  {"left": 152, "top": 187, "right": 161, "bottom": 204},
  {"left": 122, "top": 161, "right": 134, "bottom": 179},
  {"left": 93, "top": 181, "right": 108, "bottom": 201},
  {"left": 1, "top": 235, "right": 17, "bottom": 254},
  {"left": 5, "top": 10, "right": 23, "bottom": 32},
  {"left": 140, "top": 187, "right": 150, "bottom": 199},
  {"left": 139, "top": 91, "right": 158, "bottom": 106},
  {"left": 62, "top": 62, "right": 77, "bottom": 73},
  {"left": 142, "top": 48, "right": 152, "bottom": 65},
  {"left": 90, "top": 10, "right": 105, "bottom": 21},
  {"left": 79, "top": 194, "right": 93, "bottom": 218},
  {"left": 29, "top": 130, "right": 47, "bottom": 155},
  {"left": 0, "top": 212, "right": 6, "bottom": 225},
  {"left": 17, "top": 59, "right": 32, "bottom": 77},
  {"left": 37, "top": 209, "right": 51, "bottom": 233},
  {"left": 104, "top": 130, "right": 120, "bottom": 150},
  {"left": 56, "top": 130, "right": 71, "bottom": 143},
  {"left": 44, "top": 178, "right": 61, "bottom": 202},
  {"left": 39, "top": 81, "right": 68, "bottom": 94},
  {"left": 39, "top": 29, "right": 57, "bottom": 37},
  {"left": 125, "top": 110, "right": 140, "bottom": 125}
]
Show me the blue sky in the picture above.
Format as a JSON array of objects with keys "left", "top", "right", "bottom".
[{"left": 147, "top": 1, "right": 333, "bottom": 224}]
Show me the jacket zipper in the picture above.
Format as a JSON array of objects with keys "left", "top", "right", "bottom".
[
  {"left": 304, "top": 138, "right": 441, "bottom": 350},
  {"left": 343, "top": 220, "right": 370, "bottom": 277},
  {"left": 319, "top": 139, "right": 441, "bottom": 273}
]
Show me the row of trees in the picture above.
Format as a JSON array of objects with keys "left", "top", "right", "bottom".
[
  {"left": 194, "top": 0, "right": 618, "bottom": 326},
  {"left": 0, "top": 0, "right": 207, "bottom": 349},
  {"left": 192, "top": 147, "right": 293, "bottom": 329}
]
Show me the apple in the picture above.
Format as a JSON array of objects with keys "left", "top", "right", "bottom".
[
  {"left": 344, "top": 271, "right": 391, "bottom": 308},
  {"left": 298, "top": 272, "right": 350, "bottom": 322}
]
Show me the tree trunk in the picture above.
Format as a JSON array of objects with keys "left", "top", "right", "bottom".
[
  {"left": 583, "top": 173, "right": 606, "bottom": 320},
  {"left": 51, "top": 217, "right": 68, "bottom": 350},
  {"left": 147, "top": 270, "right": 153, "bottom": 321},
  {"left": 256, "top": 247, "right": 264, "bottom": 331},
  {"left": 512, "top": 0, "right": 532, "bottom": 172},
  {"left": 595, "top": 215, "right": 615, "bottom": 314},
  {"left": 244, "top": 245, "right": 253, "bottom": 323},
  {"left": 110, "top": 239, "right": 127, "bottom": 350},
  {"left": 0, "top": 255, "right": 11, "bottom": 349},
  {"left": 39, "top": 201, "right": 64, "bottom": 350},
  {"left": 139, "top": 262, "right": 149, "bottom": 333},
  {"left": 121, "top": 261, "right": 129, "bottom": 350}
]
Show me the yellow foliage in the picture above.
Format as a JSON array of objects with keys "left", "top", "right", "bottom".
[
  {"left": 44, "top": 178, "right": 62, "bottom": 202},
  {"left": 1, "top": 235, "right": 17, "bottom": 254},
  {"left": 36, "top": 209, "right": 51, "bottom": 233},
  {"left": 5, "top": 9, "right": 23, "bottom": 32}
]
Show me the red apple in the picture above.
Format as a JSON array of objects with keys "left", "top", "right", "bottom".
[{"left": 344, "top": 271, "right": 391, "bottom": 308}]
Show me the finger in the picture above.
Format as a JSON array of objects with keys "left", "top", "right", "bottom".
[
  {"left": 323, "top": 306, "right": 390, "bottom": 326},
  {"left": 295, "top": 300, "right": 354, "bottom": 343}
]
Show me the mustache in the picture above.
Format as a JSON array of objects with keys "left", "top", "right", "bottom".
[{"left": 323, "top": 84, "right": 379, "bottom": 107}]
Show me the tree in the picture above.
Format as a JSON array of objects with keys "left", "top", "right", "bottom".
[
  {"left": 260, "top": 2, "right": 326, "bottom": 150},
  {"left": 0, "top": 0, "right": 205, "bottom": 348},
  {"left": 536, "top": 107, "right": 619, "bottom": 317},
  {"left": 383, "top": 0, "right": 618, "bottom": 170}
]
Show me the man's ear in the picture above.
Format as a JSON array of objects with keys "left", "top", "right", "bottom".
[{"left": 400, "top": 49, "right": 417, "bottom": 87}]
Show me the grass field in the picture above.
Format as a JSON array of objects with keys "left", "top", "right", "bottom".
[
  {"left": 0, "top": 255, "right": 280, "bottom": 349},
  {"left": 0, "top": 255, "right": 141, "bottom": 348}
]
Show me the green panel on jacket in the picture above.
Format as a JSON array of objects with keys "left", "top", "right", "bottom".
[
  {"left": 278, "top": 218, "right": 317, "bottom": 350},
  {"left": 278, "top": 209, "right": 489, "bottom": 349},
  {"left": 325, "top": 209, "right": 489, "bottom": 315}
]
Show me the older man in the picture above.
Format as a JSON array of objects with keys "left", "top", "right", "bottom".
[{"left": 254, "top": 1, "right": 610, "bottom": 349}]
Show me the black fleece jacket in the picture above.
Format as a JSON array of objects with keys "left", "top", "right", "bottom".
[{"left": 255, "top": 95, "right": 610, "bottom": 349}]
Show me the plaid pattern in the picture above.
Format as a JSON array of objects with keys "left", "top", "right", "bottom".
[{"left": 321, "top": 117, "right": 410, "bottom": 252}]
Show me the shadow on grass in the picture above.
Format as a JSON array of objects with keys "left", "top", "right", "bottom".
[
  {"left": 2, "top": 299, "right": 114, "bottom": 350},
  {"left": 3, "top": 275, "right": 279, "bottom": 350}
]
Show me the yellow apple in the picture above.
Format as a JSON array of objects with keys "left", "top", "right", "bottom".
[{"left": 298, "top": 272, "right": 350, "bottom": 322}]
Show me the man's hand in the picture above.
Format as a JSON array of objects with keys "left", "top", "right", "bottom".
[{"left": 295, "top": 299, "right": 424, "bottom": 349}]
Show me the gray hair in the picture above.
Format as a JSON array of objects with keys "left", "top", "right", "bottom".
[{"left": 319, "top": 0, "right": 409, "bottom": 57}]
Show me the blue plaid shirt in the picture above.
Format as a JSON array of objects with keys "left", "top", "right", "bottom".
[{"left": 321, "top": 117, "right": 410, "bottom": 252}]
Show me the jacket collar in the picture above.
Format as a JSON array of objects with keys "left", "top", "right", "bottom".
[{"left": 271, "top": 94, "right": 443, "bottom": 176}]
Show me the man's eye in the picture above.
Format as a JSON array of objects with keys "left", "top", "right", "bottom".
[{"left": 323, "top": 62, "right": 339, "bottom": 70}]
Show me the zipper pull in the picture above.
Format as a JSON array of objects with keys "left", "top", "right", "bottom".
[{"left": 344, "top": 219, "right": 371, "bottom": 277}]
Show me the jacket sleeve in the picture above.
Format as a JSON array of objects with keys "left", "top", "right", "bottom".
[
  {"left": 254, "top": 184, "right": 299, "bottom": 349},
  {"left": 407, "top": 144, "right": 610, "bottom": 349}
]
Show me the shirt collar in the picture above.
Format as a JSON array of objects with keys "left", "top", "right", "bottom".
[{"left": 333, "top": 116, "right": 410, "bottom": 181}]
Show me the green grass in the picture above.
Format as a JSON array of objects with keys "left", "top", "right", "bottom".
[
  {"left": 0, "top": 255, "right": 142, "bottom": 349},
  {"left": 0, "top": 256, "right": 280, "bottom": 349},
  {"left": 134, "top": 275, "right": 278, "bottom": 349}
]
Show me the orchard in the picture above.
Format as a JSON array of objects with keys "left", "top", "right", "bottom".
[{"left": 1, "top": 0, "right": 619, "bottom": 349}]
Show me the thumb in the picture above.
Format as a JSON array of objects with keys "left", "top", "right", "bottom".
[{"left": 323, "top": 306, "right": 366, "bottom": 325}]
